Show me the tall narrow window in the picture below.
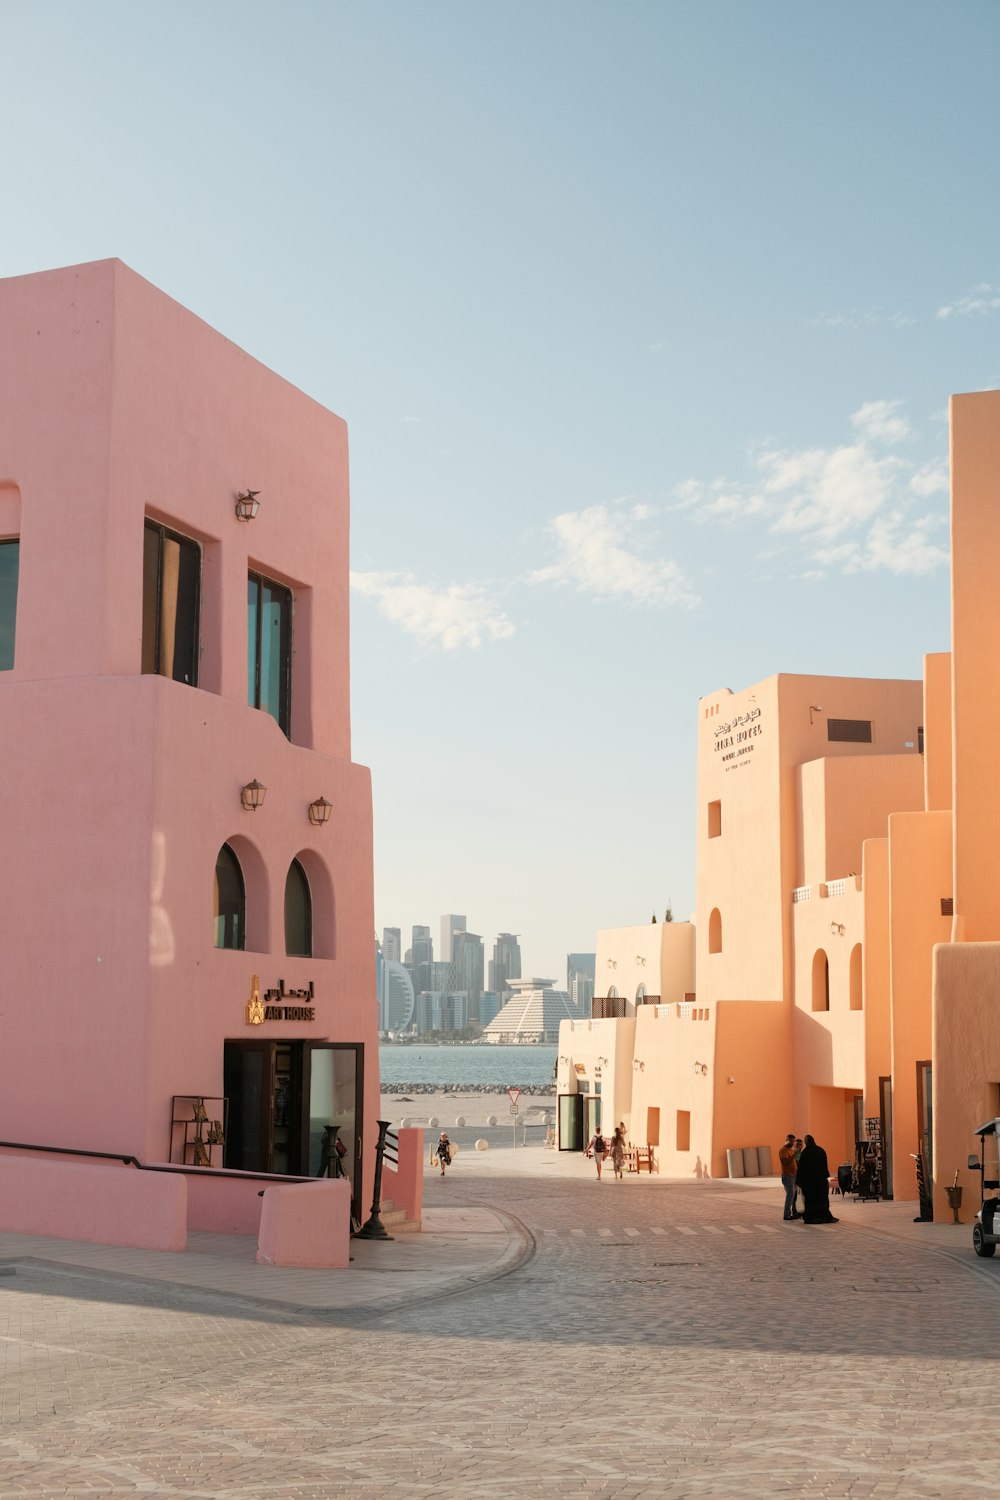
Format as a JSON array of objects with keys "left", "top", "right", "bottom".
[
  {"left": 812, "top": 949, "right": 830, "bottom": 1011},
  {"left": 214, "top": 843, "right": 245, "bottom": 950},
  {"left": 849, "top": 943, "right": 863, "bottom": 1011},
  {"left": 0, "top": 540, "right": 18, "bottom": 670},
  {"left": 142, "top": 521, "right": 200, "bottom": 684},
  {"left": 284, "top": 858, "right": 312, "bottom": 957},
  {"left": 708, "top": 908, "right": 722, "bottom": 954},
  {"left": 707, "top": 800, "right": 722, "bottom": 838},
  {"left": 248, "top": 571, "right": 292, "bottom": 735}
]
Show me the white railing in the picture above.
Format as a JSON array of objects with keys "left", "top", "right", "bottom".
[{"left": 792, "top": 885, "right": 811, "bottom": 903}]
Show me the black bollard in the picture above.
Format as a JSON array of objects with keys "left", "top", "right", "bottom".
[{"left": 356, "top": 1119, "right": 395, "bottom": 1240}]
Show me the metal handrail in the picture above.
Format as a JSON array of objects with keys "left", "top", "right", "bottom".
[{"left": 0, "top": 1138, "right": 318, "bottom": 1185}]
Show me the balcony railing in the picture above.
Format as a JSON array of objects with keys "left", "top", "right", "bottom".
[{"left": 591, "top": 996, "right": 627, "bottom": 1019}]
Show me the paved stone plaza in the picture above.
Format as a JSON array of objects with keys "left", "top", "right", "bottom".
[{"left": 0, "top": 1150, "right": 996, "bottom": 1498}]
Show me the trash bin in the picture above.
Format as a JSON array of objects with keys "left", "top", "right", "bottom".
[
  {"left": 756, "top": 1145, "right": 773, "bottom": 1176},
  {"left": 945, "top": 1184, "right": 963, "bottom": 1224},
  {"left": 742, "top": 1146, "right": 759, "bottom": 1177},
  {"left": 726, "top": 1148, "right": 744, "bottom": 1179},
  {"left": 837, "top": 1162, "right": 853, "bottom": 1198}
]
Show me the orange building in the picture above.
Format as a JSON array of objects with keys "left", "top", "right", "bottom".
[{"left": 559, "top": 389, "right": 1000, "bottom": 1220}]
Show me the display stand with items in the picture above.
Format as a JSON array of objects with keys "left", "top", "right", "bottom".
[{"left": 170, "top": 1095, "right": 228, "bottom": 1167}]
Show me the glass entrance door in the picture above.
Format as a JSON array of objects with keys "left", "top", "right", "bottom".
[
  {"left": 558, "top": 1093, "right": 583, "bottom": 1151},
  {"left": 223, "top": 1040, "right": 273, "bottom": 1172},
  {"left": 302, "top": 1043, "right": 363, "bottom": 1222},
  {"left": 917, "top": 1060, "right": 933, "bottom": 1179}
]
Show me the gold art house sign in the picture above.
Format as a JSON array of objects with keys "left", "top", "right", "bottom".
[
  {"left": 714, "top": 704, "right": 763, "bottom": 772},
  {"left": 246, "top": 974, "right": 316, "bottom": 1025}
]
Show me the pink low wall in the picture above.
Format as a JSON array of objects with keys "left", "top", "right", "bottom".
[
  {"left": 256, "top": 1179, "right": 351, "bottom": 1268},
  {"left": 380, "top": 1127, "right": 424, "bottom": 1225},
  {"left": 185, "top": 1169, "right": 268, "bottom": 1235},
  {"left": 0, "top": 1155, "right": 187, "bottom": 1251}
]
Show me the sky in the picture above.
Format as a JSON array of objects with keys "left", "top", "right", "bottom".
[{"left": 2, "top": 1, "right": 998, "bottom": 977}]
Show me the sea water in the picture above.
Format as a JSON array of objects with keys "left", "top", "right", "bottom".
[{"left": 378, "top": 1043, "right": 556, "bottom": 1089}]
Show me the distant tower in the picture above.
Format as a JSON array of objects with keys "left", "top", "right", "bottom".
[
  {"left": 567, "top": 953, "right": 596, "bottom": 1014},
  {"left": 411, "top": 925, "right": 433, "bottom": 965},
  {"left": 410, "top": 924, "right": 434, "bottom": 996},
  {"left": 453, "top": 930, "right": 485, "bottom": 1018},
  {"left": 489, "top": 932, "right": 522, "bottom": 998},
  {"left": 382, "top": 961, "right": 416, "bottom": 1032},
  {"left": 382, "top": 927, "right": 401, "bottom": 963},
  {"left": 440, "top": 914, "right": 466, "bottom": 963}
]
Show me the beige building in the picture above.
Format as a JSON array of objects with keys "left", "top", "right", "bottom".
[{"left": 560, "top": 390, "right": 1000, "bottom": 1219}]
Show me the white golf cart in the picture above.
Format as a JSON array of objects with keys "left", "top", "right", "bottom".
[{"left": 968, "top": 1118, "right": 1000, "bottom": 1258}]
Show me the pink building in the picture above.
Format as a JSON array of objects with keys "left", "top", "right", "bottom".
[{"left": 0, "top": 259, "right": 383, "bottom": 1251}]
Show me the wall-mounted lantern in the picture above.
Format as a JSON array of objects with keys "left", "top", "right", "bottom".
[
  {"left": 235, "top": 489, "right": 261, "bottom": 522},
  {"left": 308, "top": 796, "right": 333, "bottom": 826},
  {"left": 241, "top": 778, "right": 267, "bottom": 812}
]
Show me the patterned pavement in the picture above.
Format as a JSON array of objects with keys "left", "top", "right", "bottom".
[{"left": 0, "top": 1157, "right": 997, "bottom": 1498}]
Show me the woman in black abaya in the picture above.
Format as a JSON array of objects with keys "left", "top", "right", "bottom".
[{"left": 796, "top": 1134, "right": 839, "bottom": 1224}]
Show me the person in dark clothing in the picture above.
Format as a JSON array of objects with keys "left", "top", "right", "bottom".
[{"left": 796, "top": 1134, "right": 839, "bottom": 1224}]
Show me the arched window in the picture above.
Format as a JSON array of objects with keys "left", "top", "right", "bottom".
[
  {"left": 849, "top": 943, "right": 863, "bottom": 1011},
  {"left": 708, "top": 908, "right": 722, "bottom": 954},
  {"left": 607, "top": 985, "right": 619, "bottom": 999},
  {"left": 214, "top": 843, "right": 245, "bottom": 950},
  {"left": 812, "top": 949, "right": 830, "bottom": 1011},
  {"left": 636, "top": 983, "right": 647, "bottom": 1006},
  {"left": 284, "top": 858, "right": 312, "bottom": 957}
]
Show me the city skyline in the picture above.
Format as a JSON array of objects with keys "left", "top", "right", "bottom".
[{"left": 2, "top": 5, "right": 996, "bottom": 975}]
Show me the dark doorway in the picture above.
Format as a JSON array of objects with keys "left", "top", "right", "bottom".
[{"left": 223, "top": 1039, "right": 363, "bottom": 1221}]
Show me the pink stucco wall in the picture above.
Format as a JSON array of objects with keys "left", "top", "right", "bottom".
[
  {"left": 0, "top": 1155, "right": 187, "bottom": 1250},
  {"left": 380, "top": 1127, "right": 425, "bottom": 1225},
  {"left": 257, "top": 1179, "right": 351, "bottom": 1268},
  {"left": 0, "top": 260, "right": 379, "bottom": 1248}
]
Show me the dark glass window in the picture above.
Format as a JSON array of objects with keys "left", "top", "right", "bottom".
[
  {"left": 214, "top": 843, "right": 245, "bottom": 950},
  {"left": 248, "top": 572, "right": 292, "bottom": 735},
  {"left": 0, "top": 540, "right": 18, "bottom": 671},
  {"left": 142, "top": 521, "right": 200, "bottom": 685},
  {"left": 827, "top": 718, "right": 872, "bottom": 743},
  {"left": 284, "top": 859, "right": 312, "bottom": 957}
]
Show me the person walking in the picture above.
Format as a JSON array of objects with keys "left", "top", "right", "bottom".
[
  {"left": 610, "top": 1126, "right": 626, "bottom": 1180},
  {"left": 587, "top": 1126, "right": 608, "bottom": 1180},
  {"left": 779, "top": 1132, "right": 799, "bottom": 1220},
  {"left": 436, "top": 1131, "right": 452, "bottom": 1178},
  {"left": 796, "top": 1134, "right": 838, "bottom": 1223}
]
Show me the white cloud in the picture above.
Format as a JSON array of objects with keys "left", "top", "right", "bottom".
[
  {"left": 851, "top": 398, "right": 912, "bottom": 445},
  {"left": 937, "top": 283, "right": 1000, "bottom": 320},
  {"left": 528, "top": 500, "right": 698, "bottom": 608},
  {"left": 810, "top": 308, "right": 915, "bottom": 330},
  {"left": 351, "top": 571, "right": 515, "bottom": 650},
  {"left": 675, "top": 398, "right": 947, "bottom": 577}
]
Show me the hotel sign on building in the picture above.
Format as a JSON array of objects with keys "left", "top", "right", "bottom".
[{"left": 714, "top": 705, "right": 763, "bottom": 770}]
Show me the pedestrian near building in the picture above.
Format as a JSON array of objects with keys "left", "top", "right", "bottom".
[
  {"left": 610, "top": 1126, "right": 626, "bottom": 1180},
  {"left": 587, "top": 1127, "right": 608, "bottom": 1180},
  {"left": 796, "top": 1134, "right": 839, "bottom": 1224},
  {"left": 436, "top": 1132, "right": 452, "bottom": 1178},
  {"left": 779, "top": 1132, "right": 799, "bottom": 1220}
]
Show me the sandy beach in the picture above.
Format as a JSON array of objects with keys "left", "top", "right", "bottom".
[{"left": 380, "top": 1088, "right": 556, "bottom": 1131}]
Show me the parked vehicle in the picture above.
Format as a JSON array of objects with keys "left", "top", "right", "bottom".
[{"left": 968, "top": 1118, "right": 1000, "bottom": 1257}]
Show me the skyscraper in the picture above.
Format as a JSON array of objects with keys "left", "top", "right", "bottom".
[
  {"left": 452, "top": 930, "right": 485, "bottom": 1017},
  {"left": 440, "top": 914, "right": 466, "bottom": 963},
  {"left": 567, "top": 952, "right": 596, "bottom": 1015},
  {"left": 411, "top": 925, "right": 433, "bottom": 965},
  {"left": 489, "top": 932, "right": 522, "bottom": 998},
  {"left": 382, "top": 927, "right": 401, "bottom": 963}
]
